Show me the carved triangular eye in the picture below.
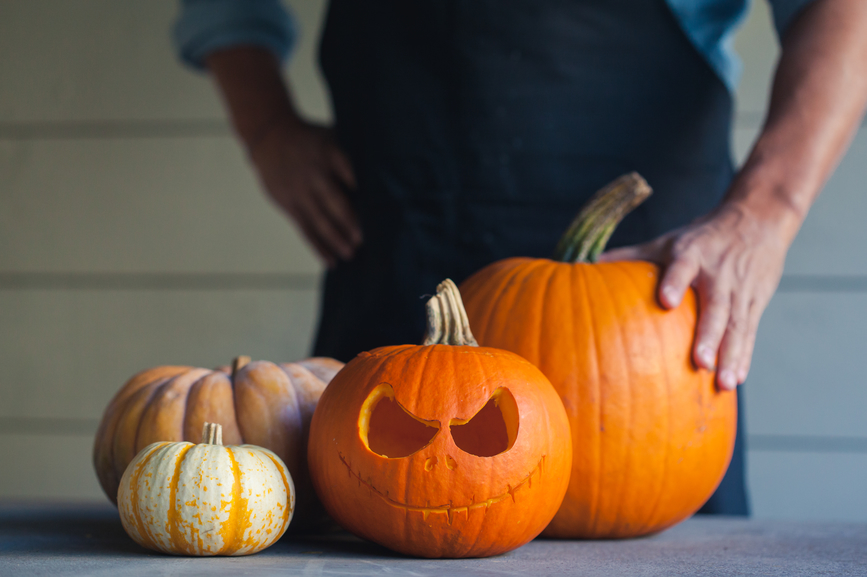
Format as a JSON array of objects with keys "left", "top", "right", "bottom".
[
  {"left": 450, "top": 388, "right": 519, "bottom": 457},
  {"left": 360, "top": 384, "right": 439, "bottom": 458}
]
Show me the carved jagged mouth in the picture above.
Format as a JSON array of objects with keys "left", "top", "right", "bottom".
[{"left": 337, "top": 453, "right": 546, "bottom": 524}]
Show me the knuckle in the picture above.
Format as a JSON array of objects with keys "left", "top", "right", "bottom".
[
  {"left": 666, "top": 257, "right": 692, "bottom": 278},
  {"left": 665, "top": 258, "right": 698, "bottom": 286},
  {"left": 726, "top": 315, "right": 747, "bottom": 334},
  {"left": 705, "top": 291, "right": 729, "bottom": 310},
  {"left": 747, "top": 314, "right": 762, "bottom": 334},
  {"left": 671, "top": 237, "right": 701, "bottom": 260},
  {"left": 699, "top": 316, "right": 727, "bottom": 342},
  {"left": 700, "top": 318, "right": 724, "bottom": 340}
]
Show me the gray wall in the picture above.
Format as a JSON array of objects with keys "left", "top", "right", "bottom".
[
  {"left": 733, "top": 4, "right": 867, "bottom": 521},
  {"left": 1, "top": 1, "right": 865, "bottom": 521}
]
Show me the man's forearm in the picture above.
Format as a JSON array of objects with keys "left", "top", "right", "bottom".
[
  {"left": 727, "top": 0, "right": 867, "bottom": 240},
  {"left": 203, "top": 45, "right": 361, "bottom": 266},
  {"left": 206, "top": 46, "right": 302, "bottom": 153}
]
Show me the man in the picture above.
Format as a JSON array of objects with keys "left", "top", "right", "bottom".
[{"left": 175, "top": 0, "right": 867, "bottom": 515}]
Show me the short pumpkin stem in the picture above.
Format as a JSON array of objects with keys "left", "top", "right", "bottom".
[
  {"left": 201, "top": 422, "right": 223, "bottom": 445},
  {"left": 232, "top": 356, "right": 251, "bottom": 380},
  {"left": 423, "top": 279, "right": 479, "bottom": 347},
  {"left": 553, "top": 172, "right": 652, "bottom": 263}
]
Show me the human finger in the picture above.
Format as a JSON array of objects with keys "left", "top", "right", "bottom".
[
  {"left": 715, "top": 295, "right": 751, "bottom": 391},
  {"left": 658, "top": 248, "right": 701, "bottom": 309},
  {"left": 293, "top": 209, "right": 338, "bottom": 268},
  {"left": 693, "top": 287, "right": 731, "bottom": 372},
  {"left": 294, "top": 192, "right": 355, "bottom": 264},
  {"left": 597, "top": 242, "right": 656, "bottom": 263},
  {"left": 736, "top": 314, "right": 758, "bottom": 384},
  {"left": 314, "top": 174, "right": 363, "bottom": 247},
  {"left": 330, "top": 147, "right": 357, "bottom": 190}
]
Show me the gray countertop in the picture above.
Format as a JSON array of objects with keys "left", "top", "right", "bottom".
[{"left": 2, "top": 502, "right": 865, "bottom": 576}]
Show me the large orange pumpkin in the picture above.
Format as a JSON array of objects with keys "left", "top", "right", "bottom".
[
  {"left": 460, "top": 173, "right": 737, "bottom": 539},
  {"left": 93, "top": 355, "right": 342, "bottom": 528},
  {"left": 307, "top": 280, "right": 572, "bottom": 558}
]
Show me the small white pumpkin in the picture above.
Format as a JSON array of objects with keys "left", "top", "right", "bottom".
[{"left": 117, "top": 422, "right": 294, "bottom": 556}]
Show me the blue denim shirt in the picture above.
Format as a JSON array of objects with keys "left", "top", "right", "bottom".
[{"left": 174, "top": 0, "right": 815, "bottom": 91}]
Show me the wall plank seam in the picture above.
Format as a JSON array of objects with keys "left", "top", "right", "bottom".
[
  {"left": 749, "top": 434, "right": 867, "bottom": 453},
  {"left": 0, "top": 273, "right": 320, "bottom": 291},
  {"left": 0, "top": 120, "right": 231, "bottom": 140}
]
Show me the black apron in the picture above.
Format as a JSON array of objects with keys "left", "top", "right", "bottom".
[{"left": 314, "top": 0, "right": 748, "bottom": 516}]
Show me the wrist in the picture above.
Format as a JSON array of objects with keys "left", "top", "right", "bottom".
[
  {"left": 724, "top": 150, "right": 812, "bottom": 246},
  {"left": 724, "top": 193, "right": 802, "bottom": 249},
  {"left": 242, "top": 112, "right": 304, "bottom": 160},
  {"left": 206, "top": 46, "right": 303, "bottom": 155},
  {"left": 721, "top": 183, "right": 803, "bottom": 249}
]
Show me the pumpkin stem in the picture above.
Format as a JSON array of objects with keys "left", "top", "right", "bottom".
[
  {"left": 232, "top": 356, "right": 251, "bottom": 380},
  {"left": 553, "top": 172, "right": 652, "bottom": 263},
  {"left": 423, "top": 279, "right": 479, "bottom": 347},
  {"left": 201, "top": 422, "right": 223, "bottom": 445}
]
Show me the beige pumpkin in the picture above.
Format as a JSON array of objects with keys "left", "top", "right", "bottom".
[
  {"left": 94, "top": 355, "right": 342, "bottom": 528},
  {"left": 118, "top": 422, "right": 294, "bottom": 556}
]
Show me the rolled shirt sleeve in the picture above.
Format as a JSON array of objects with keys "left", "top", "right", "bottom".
[
  {"left": 664, "top": 0, "right": 819, "bottom": 93},
  {"left": 768, "top": 0, "right": 818, "bottom": 38},
  {"left": 173, "top": 0, "right": 297, "bottom": 70},
  {"left": 665, "top": 0, "right": 751, "bottom": 92}
]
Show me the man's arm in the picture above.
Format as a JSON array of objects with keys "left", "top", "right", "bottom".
[
  {"left": 601, "top": 0, "right": 867, "bottom": 390},
  {"left": 206, "top": 47, "right": 362, "bottom": 267}
]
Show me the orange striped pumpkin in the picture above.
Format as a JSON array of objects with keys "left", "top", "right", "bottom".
[
  {"left": 117, "top": 422, "right": 294, "bottom": 556},
  {"left": 461, "top": 174, "right": 737, "bottom": 538}
]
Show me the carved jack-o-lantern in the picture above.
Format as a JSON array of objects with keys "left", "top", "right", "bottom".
[{"left": 308, "top": 280, "right": 572, "bottom": 558}]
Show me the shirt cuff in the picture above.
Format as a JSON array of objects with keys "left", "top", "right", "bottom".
[{"left": 173, "top": 0, "right": 297, "bottom": 71}]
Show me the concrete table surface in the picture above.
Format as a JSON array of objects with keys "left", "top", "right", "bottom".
[{"left": 2, "top": 502, "right": 865, "bottom": 576}]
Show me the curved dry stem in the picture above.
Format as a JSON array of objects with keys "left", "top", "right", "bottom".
[
  {"left": 232, "top": 356, "right": 251, "bottom": 380},
  {"left": 423, "top": 279, "right": 479, "bottom": 347},
  {"left": 553, "top": 172, "right": 652, "bottom": 263}
]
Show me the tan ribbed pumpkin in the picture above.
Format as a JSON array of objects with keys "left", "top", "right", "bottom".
[
  {"left": 118, "top": 422, "right": 294, "bottom": 555},
  {"left": 94, "top": 356, "right": 342, "bottom": 527}
]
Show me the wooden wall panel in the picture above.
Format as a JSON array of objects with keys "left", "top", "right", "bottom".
[
  {"left": 0, "top": 0, "right": 331, "bottom": 123},
  {"left": 732, "top": 0, "right": 778, "bottom": 120},
  {"left": 746, "top": 293, "right": 867, "bottom": 438},
  {"left": 748, "top": 451, "right": 867, "bottom": 521},
  {"left": 732, "top": 129, "right": 867, "bottom": 276},
  {"left": 0, "top": 289, "right": 319, "bottom": 422},
  {"left": 0, "top": 434, "right": 103, "bottom": 501},
  {"left": 0, "top": 139, "right": 320, "bottom": 275}
]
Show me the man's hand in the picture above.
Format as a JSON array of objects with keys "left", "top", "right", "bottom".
[
  {"left": 599, "top": 199, "right": 791, "bottom": 390},
  {"left": 605, "top": 0, "right": 867, "bottom": 390},
  {"left": 206, "top": 46, "right": 362, "bottom": 267},
  {"left": 250, "top": 119, "right": 361, "bottom": 267}
]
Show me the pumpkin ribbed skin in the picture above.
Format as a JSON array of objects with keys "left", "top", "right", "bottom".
[
  {"left": 118, "top": 438, "right": 294, "bottom": 555},
  {"left": 308, "top": 344, "right": 573, "bottom": 558},
  {"left": 461, "top": 258, "right": 737, "bottom": 538},
  {"left": 94, "top": 357, "right": 342, "bottom": 527}
]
